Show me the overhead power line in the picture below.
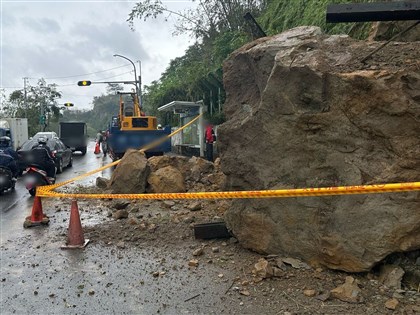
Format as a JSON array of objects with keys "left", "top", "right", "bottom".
[
  {"left": 27, "top": 64, "right": 132, "bottom": 80},
  {"left": 56, "top": 70, "right": 134, "bottom": 87},
  {"left": 0, "top": 86, "right": 22, "bottom": 89}
]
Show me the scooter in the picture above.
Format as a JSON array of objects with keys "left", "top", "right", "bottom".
[
  {"left": 0, "top": 166, "right": 16, "bottom": 194},
  {"left": 23, "top": 164, "right": 55, "bottom": 196}
]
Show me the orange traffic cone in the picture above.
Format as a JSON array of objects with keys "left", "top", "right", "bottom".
[
  {"left": 94, "top": 142, "right": 100, "bottom": 154},
  {"left": 61, "top": 200, "right": 89, "bottom": 249},
  {"left": 23, "top": 196, "right": 50, "bottom": 228}
]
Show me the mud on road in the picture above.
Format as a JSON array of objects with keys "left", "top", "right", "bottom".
[{"left": 1, "top": 196, "right": 419, "bottom": 315}]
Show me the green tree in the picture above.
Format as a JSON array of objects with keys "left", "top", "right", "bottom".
[
  {"left": 62, "top": 92, "right": 120, "bottom": 136},
  {"left": 7, "top": 79, "right": 62, "bottom": 136},
  {"left": 0, "top": 88, "right": 11, "bottom": 117},
  {"left": 128, "top": 0, "right": 266, "bottom": 39}
]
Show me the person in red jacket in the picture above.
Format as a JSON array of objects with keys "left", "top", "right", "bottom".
[{"left": 205, "top": 122, "right": 216, "bottom": 161}]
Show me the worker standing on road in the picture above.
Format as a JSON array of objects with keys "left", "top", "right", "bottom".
[
  {"left": 101, "top": 130, "right": 108, "bottom": 157},
  {"left": 96, "top": 130, "right": 103, "bottom": 145},
  {"left": 205, "top": 122, "right": 216, "bottom": 162},
  {"left": 95, "top": 130, "right": 103, "bottom": 155}
]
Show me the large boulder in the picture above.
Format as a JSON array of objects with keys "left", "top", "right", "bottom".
[
  {"left": 109, "top": 149, "right": 150, "bottom": 194},
  {"left": 189, "top": 156, "right": 215, "bottom": 181},
  {"left": 147, "top": 166, "right": 186, "bottom": 193},
  {"left": 147, "top": 155, "right": 222, "bottom": 191},
  {"left": 219, "top": 26, "right": 420, "bottom": 272},
  {"left": 368, "top": 21, "right": 420, "bottom": 42},
  {"left": 148, "top": 155, "right": 190, "bottom": 173}
]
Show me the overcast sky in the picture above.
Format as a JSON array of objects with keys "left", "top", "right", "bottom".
[{"left": 0, "top": 0, "right": 195, "bottom": 110}]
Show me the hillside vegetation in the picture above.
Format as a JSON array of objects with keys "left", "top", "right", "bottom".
[{"left": 137, "top": 0, "right": 374, "bottom": 125}]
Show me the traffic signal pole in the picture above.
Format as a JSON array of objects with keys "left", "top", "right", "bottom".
[
  {"left": 40, "top": 102, "right": 46, "bottom": 132},
  {"left": 78, "top": 80, "right": 137, "bottom": 86},
  {"left": 113, "top": 54, "right": 140, "bottom": 106}
]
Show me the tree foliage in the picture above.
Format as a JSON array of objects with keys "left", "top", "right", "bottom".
[
  {"left": 4, "top": 79, "right": 62, "bottom": 136},
  {"left": 259, "top": 0, "right": 374, "bottom": 39},
  {"left": 62, "top": 92, "right": 120, "bottom": 137},
  {"left": 128, "top": 0, "right": 266, "bottom": 38},
  {"left": 129, "top": 0, "right": 375, "bottom": 125},
  {"left": 129, "top": 1, "right": 263, "bottom": 124}
]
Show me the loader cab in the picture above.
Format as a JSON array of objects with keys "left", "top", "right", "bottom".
[
  {"left": 124, "top": 103, "right": 134, "bottom": 117},
  {"left": 117, "top": 92, "right": 158, "bottom": 131}
]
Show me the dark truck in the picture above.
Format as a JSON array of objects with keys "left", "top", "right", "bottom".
[{"left": 59, "top": 122, "right": 88, "bottom": 155}]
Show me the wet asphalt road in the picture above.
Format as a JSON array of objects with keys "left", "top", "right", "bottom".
[
  {"left": 0, "top": 142, "right": 248, "bottom": 315},
  {"left": 0, "top": 141, "right": 111, "bottom": 245}
]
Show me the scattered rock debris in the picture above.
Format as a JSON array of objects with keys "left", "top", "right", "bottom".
[
  {"left": 188, "top": 202, "right": 202, "bottom": 212},
  {"left": 188, "top": 259, "right": 199, "bottom": 267},
  {"left": 303, "top": 289, "right": 317, "bottom": 297},
  {"left": 113, "top": 209, "right": 128, "bottom": 220},
  {"left": 192, "top": 247, "right": 204, "bottom": 257},
  {"left": 330, "top": 276, "right": 362, "bottom": 303},
  {"left": 385, "top": 298, "right": 399, "bottom": 310},
  {"left": 253, "top": 258, "right": 284, "bottom": 280},
  {"left": 379, "top": 264, "right": 405, "bottom": 289}
]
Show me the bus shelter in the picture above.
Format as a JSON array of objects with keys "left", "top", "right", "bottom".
[{"left": 158, "top": 101, "right": 205, "bottom": 157}]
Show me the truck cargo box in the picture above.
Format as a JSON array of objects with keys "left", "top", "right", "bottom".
[
  {"left": 0, "top": 118, "right": 29, "bottom": 150},
  {"left": 59, "top": 121, "right": 88, "bottom": 155}
]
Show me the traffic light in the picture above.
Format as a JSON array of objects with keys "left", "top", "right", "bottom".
[
  {"left": 64, "top": 102, "right": 74, "bottom": 107},
  {"left": 39, "top": 115, "right": 46, "bottom": 125},
  {"left": 77, "top": 80, "right": 91, "bottom": 86}
]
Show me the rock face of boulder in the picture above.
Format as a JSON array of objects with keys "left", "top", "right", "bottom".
[
  {"left": 219, "top": 26, "right": 420, "bottom": 272},
  {"left": 109, "top": 149, "right": 150, "bottom": 194},
  {"left": 147, "top": 155, "right": 224, "bottom": 192},
  {"left": 148, "top": 155, "right": 191, "bottom": 173},
  {"left": 368, "top": 21, "right": 420, "bottom": 42},
  {"left": 96, "top": 177, "right": 109, "bottom": 189},
  {"left": 147, "top": 166, "right": 186, "bottom": 193},
  {"left": 110, "top": 153, "right": 226, "bottom": 194}
]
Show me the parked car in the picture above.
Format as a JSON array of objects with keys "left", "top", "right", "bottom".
[
  {"left": 18, "top": 137, "right": 73, "bottom": 174},
  {"left": 32, "top": 132, "right": 58, "bottom": 140}
]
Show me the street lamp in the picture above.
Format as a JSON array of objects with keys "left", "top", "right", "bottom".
[{"left": 113, "top": 54, "right": 139, "bottom": 101}]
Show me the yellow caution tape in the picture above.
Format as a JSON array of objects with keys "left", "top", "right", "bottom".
[
  {"left": 36, "top": 182, "right": 420, "bottom": 199},
  {"left": 35, "top": 112, "right": 420, "bottom": 200}
]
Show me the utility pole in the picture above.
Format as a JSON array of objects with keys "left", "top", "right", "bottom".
[
  {"left": 138, "top": 60, "right": 142, "bottom": 107},
  {"left": 218, "top": 87, "right": 221, "bottom": 114},
  {"left": 113, "top": 54, "right": 140, "bottom": 106},
  {"left": 40, "top": 102, "right": 45, "bottom": 132},
  {"left": 23, "top": 77, "right": 28, "bottom": 118}
]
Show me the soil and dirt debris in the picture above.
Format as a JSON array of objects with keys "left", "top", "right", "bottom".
[
  {"left": 44, "top": 151, "right": 419, "bottom": 314},
  {"left": 2, "top": 157, "right": 419, "bottom": 315},
  {"left": 14, "top": 191, "right": 416, "bottom": 314},
  {"left": 48, "top": 142, "right": 420, "bottom": 314}
]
